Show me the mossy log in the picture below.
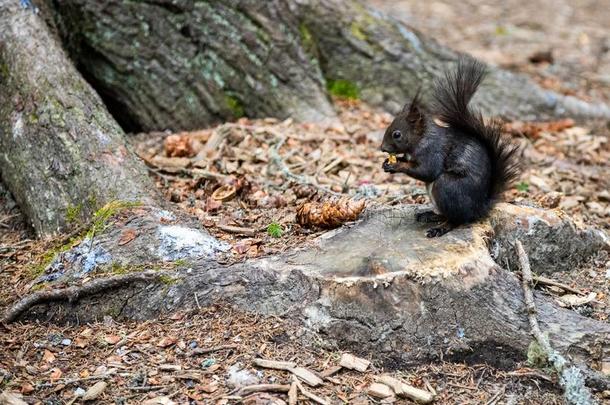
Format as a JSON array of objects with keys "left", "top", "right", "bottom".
[{"left": 48, "top": 0, "right": 610, "bottom": 132}]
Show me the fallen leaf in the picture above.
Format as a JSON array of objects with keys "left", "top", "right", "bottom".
[
  {"left": 42, "top": 349, "right": 56, "bottom": 364},
  {"left": 75, "top": 337, "right": 89, "bottom": 348},
  {"left": 556, "top": 292, "right": 597, "bottom": 307},
  {"left": 118, "top": 228, "right": 138, "bottom": 246},
  {"left": 104, "top": 335, "right": 121, "bottom": 345},
  {"left": 19, "top": 383, "right": 34, "bottom": 394},
  {"left": 49, "top": 368, "right": 62, "bottom": 382},
  {"left": 157, "top": 336, "right": 177, "bottom": 348}
]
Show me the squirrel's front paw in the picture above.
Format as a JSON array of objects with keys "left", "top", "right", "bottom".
[{"left": 382, "top": 158, "right": 397, "bottom": 173}]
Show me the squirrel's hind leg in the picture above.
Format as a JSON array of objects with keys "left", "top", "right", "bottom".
[
  {"left": 416, "top": 210, "right": 445, "bottom": 223},
  {"left": 426, "top": 222, "right": 454, "bottom": 238}
]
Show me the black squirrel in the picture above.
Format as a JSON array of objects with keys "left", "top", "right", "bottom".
[{"left": 381, "top": 56, "right": 520, "bottom": 237}]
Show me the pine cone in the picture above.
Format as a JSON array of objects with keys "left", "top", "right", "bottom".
[
  {"left": 164, "top": 134, "right": 194, "bottom": 158},
  {"left": 296, "top": 198, "right": 366, "bottom": 229}
]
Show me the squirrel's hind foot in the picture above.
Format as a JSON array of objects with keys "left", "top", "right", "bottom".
[
  {"left": 426, "top": 222, "right": 453, "bottom": 238},
  {"left": 416, "top": 210, "right": 445, "bottom": 223}
]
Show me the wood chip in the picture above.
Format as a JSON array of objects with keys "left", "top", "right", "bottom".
[
  {"left": 288, "top": 367, "right": 323, "bottom": 387},
  {"left": 158, "top": 364, "right": 182, "bottom": 372},
  {"left": 368, "top": 382, "right": 393, "bottom": 398},
  {"left": 203, "top": 126, "right": 230, "bottom": 153},
  {"left": 292, "top": 375, "right": 328, "bottom": 405},
  {"left": 378, "top": 375, "right": 435, "bottom": 403},
  {"left": 0, "top": 392, "right": 27, "bottom": 405},
  {"left": 288, "top": 381, "right": 298, "bottom": 405},
  {"left": 151, "top": 156, "right": 191, "bottom": 169},
  {"left": 253, "top": 358, "right": 296, "bottom": 370},
  {"left": 82, "top": 381, "right": 108, "bottom": 401},
  {"left": 339, "top": 353, "right": 370, "bottom": 372},
  {"left": 141, "top": 397, "right": 176, "bottom": 405},
  {"left": 236, "top": 384, "right": 290, "bottom": 396},
  {"left": 555, "top": 292, "right": 597, "bottom": 307},
  {"left": 320, "top": 365, "right": 342, "bottom": 378}
]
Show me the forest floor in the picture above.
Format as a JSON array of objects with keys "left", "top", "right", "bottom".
[{"left": 1, "top": 0, "right": 610, "bottom": 404}]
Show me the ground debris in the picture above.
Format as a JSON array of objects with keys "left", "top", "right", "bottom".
[
  {"left": 339, "top": 353, "right": 370, "bottom": 372},
  {"left": 81, "top": 381, "right": 107, "bottom": 401}
]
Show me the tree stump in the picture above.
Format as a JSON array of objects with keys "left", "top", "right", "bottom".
[{"left": 7, "top": 204, "right": 609, "bottom": 384}]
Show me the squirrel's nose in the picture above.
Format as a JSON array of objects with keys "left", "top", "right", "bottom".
[{"left": 380, "top": 143, "right": 393, "bottom": 153}]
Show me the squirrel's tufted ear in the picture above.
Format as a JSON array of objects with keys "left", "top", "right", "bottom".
[
  {"left": 406, "top": 88, "right": 424, "bottom": 123},
  {"left": 402, "top": 88, "right": 422, "bottom": 113}
]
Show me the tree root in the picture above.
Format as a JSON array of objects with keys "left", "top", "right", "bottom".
[
  {"left": 516, "top": 240, "right": 598, "bottom": 403},
  {"left": 1, "top": 271, "right": 167, "bottom": 324}
]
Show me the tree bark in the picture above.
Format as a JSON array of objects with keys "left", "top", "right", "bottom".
[
  {"left": 47, "top": 0, "right": 610, "bottom": 132},
  {"left": 0, "top": 0, "right": 158, "bottom": 235}
]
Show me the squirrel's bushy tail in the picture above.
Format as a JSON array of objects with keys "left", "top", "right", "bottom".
[{"left": 432, "top": 56, "right": 520, "bottom": 200}]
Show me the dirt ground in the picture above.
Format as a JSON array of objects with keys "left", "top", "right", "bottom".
[
  {"left": 370, "top": 0, "right": 610, "bottom": 103},
  {"left": 1, "top": 1, "right": 610, "bottom": 404}
]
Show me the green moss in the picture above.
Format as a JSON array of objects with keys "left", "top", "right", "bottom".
[
  {"left": 299, "top": 23, "right": 315, "bottom": 52},
  {"left": 326, "top": 79, "right": 360, "bottom": 100},
  {"left": 30, "top": 283, "right": 48, "bottom": 292},
  {"left": 159, "top": 274, "right": 179, "bottom": 285},
  {"left": 350, "top": 22, "right": 367, "bottom": 41},
  {"left": 0, "top": 62, "right": 8, "bottom": 79},
  {"left": 66, "top": 203, "right": 83, "bottom": 223},
  {"left": 173, "top": 259, "right": 190, "bottom": 268},
  {"left": 87, "top": 200, "right": 142, "bottom": 238},
  {"left": 28, "top": 236, "right": 82, "bottom": 279},
  {"left": 527, "top": 339, "right": 549, "bottom": 368},
  {"left": 225, "top": 94, "right": 245, "bottom": 118},
  {"left": 26, "top": 199, "right": 137, "bottom": 279},
  {"left": 110, "top": 261, "right": 129, "bottom": 275}
]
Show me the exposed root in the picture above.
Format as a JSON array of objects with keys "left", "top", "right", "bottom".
[
  {"left": 516, "top": 240, "right": 597, "bottom": 404},
  {"left": 1, "top": 271, "right": 168, "bottom": 324}
]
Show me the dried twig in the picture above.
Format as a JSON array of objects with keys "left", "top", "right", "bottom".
[
  {"left": 236, "top": 384, "right": 290, "bottom": 396},
  {"left": 516, "top": 240, "right": 595, "bottom": 405},
  {"left": 292, "top": 375, "right": 328, "bottom": 405},
  {"left": 2, "top": 271, "right": 167, "bottom": 323},
  {"left": 532, "top": 275, "right": 585, "bottom": 296},
  {"left": 268, "top": 136, "right": 341, "bottom": 197},
  {"left": 189, "top": 345, "right": 238, "bottom": 355},
  {"left": 216, "top": 225, "right": 256, "bottom": 236},
  {"left": 37, "top": 374, "right": 111, "bottom": 388}
]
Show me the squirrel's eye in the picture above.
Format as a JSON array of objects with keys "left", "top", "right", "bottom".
[{"left": 392, "top": 130, "right": 402, "bottom": 140}]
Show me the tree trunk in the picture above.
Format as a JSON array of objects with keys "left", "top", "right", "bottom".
[
  {"left": 0, "top": 0, "right": 157, "bottom": 235},
  {"left": 47, "top": 0, "right": 610, "bottom": 132}
]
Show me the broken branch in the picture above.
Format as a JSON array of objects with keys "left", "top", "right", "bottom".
[{"left": 516, "top": 240, "right": 595, "bottom": 405}]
